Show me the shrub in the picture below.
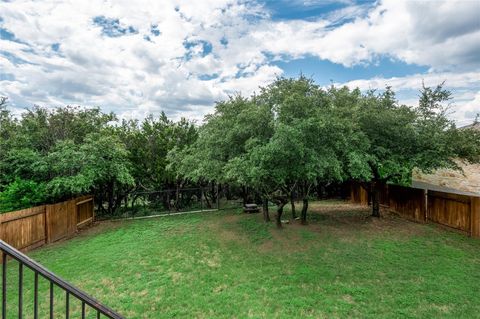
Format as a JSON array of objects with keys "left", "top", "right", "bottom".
[{"left": 0, "top": 178, "right": 47, "bottom": 213}]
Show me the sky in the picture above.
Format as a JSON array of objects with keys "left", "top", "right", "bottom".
[{"left": 0, "top": 0, "right": 479, "bottom": 125}]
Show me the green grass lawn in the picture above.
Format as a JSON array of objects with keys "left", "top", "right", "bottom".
[{"left": 3, "top": 200, "right": 480, "bottom": 318}]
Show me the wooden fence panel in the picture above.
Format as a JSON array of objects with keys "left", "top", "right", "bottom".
[
  {"left": 46, "top": 199, "right": 78, "bottom": 243},
  {"left": 388, "top": 185, "right": 426, "bottom": 222},
  {"left": 1, "top": 195, "right": 94, "bottom": 258},
  {"left": 350, "top": 183, "right": 369, "bottom": 205},
  {"left": 379, "top": 183, "right": 389, "bottom": 206},
  {"left": 428, "top": 191, "right": 471, "bottom": 232},
  {"left": 349, "top": 182, "right": 480, "bottom": 237},
  {"left": 0, "top": 206, "right": 47, "bottom": 251},
  {"left": 46, "top": 201, "right": 68, "bottom": 243}
]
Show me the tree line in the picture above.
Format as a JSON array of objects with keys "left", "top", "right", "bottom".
[
  {"left": 0, "top": 97, "right": 197, "bottom": 215},
  {"left": 1, "top": 77, "right": 479, "bottom": 225}
]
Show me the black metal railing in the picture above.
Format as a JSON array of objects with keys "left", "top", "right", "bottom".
[{"left": 1, "top": 240, "right": 124, "bottom": 319}]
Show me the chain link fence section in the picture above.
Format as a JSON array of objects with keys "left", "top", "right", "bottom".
[{"left": 96, "top": 185, "right": 245, "bottom": 220}]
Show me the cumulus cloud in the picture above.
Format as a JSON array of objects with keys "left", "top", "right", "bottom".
[
  {"left": 0, "top": 0, "right": 479, "bottom": 122},
  {"left": 340, "top": 70, "right": 480, "bottom": 125},
  {"left": 342, "top": 71, "right": 480, "bottom": 92}
]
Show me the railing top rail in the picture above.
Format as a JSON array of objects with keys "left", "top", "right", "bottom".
[{"left": 0, "top": 240, "right": 124, "bottom": 319}]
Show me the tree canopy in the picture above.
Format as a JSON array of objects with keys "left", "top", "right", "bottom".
[{"left": 173, "top": 77, "right": 480, "bottom": 224}]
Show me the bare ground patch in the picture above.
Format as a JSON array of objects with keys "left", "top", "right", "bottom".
[
  {"left": 203, "top": 212, "right": 246, "bottom": 243},
  {"left": 227, "top": 201, "right": 433, "bottom": 252}
]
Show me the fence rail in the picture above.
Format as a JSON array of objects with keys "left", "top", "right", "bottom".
[
  {"left": 1, "top": 240, "right": 124, "bottom": 319},
  {"left": 350, "top": 183, "right": 480, "bottom": 237}
]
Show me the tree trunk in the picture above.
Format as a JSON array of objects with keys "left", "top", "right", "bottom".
[
  {"left": 371, "top": 181, "right": 380, "bottom": 217},
  {"left": 132, "top": 193, "right": 140, "bottom": 210},
  {"left": 300, "top": 197, "right": 309, "bottom": 225},
  {"left": 204, "top": 188, "right": 212, "bottom": 208},
  {"left": 262, "top": 198, "right": 270, "bottom": 222},
  {"left": 276, "top": 202, "right": 287, "bottom": 228},
  {"left": 175, "top": 182, "right": 180, "bottom": 211},
  {"left": 225, "top": 184, "right": 232, "bottom": 200},
  {"left": 210, "top": 183, "right": 217, "bottom": 205},
  {"left": 242, "top": 186, "right": 248, "bottom": 206},
  {"left": 97, "top": 191, "right": 107, "bottom": 215},
  {"left": 290, "top": 191, "right": 297, "bottom": 219},
  {"left": 166, "top": 191, "right": 171, "bottom": 211},
  {"left": 107, "top": 180, "right": 114, "bottom": 215},
  {"left": 162, "top": 192, "right": 170, "bottom": 211}
]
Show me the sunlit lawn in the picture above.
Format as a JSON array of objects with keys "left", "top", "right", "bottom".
[{"left": 3, "top": 200, "right": 480, "bottom": 318}]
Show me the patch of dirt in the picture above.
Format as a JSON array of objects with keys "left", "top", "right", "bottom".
[
  {"left": 265, "top": 203, "right": 430, "bottom": 247},
  {"left": 204, "top": 202, "right": 431, "bottom": 254},
  {"left": 202, "top": 212, "right": 245, "bottom": 243},
  {"left": 305, "top": 205, "right": 430, "bottom": 240},
  {"left": 258, "top": 224, "right": 306, "bottom": 253},
  {"left": 257, "top": 239, "right": 274, "bottom": 253},
  {"left": 307, "top": 201, "right": 369, "bottom": 213},
  {"left": 342, "top": 294, "right": 356, "bottom": 305}
]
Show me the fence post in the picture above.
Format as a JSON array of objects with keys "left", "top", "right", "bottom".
[
  {"left": 200, "top": 187, "right": 204, "bottom": 211},
  {"left": 470, "top": 197, "right": 480, "bottom": 237},
  {"left": 424, "top": 189, "right": 428, "bottom": 223}
]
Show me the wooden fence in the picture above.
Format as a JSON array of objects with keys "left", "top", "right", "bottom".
[
  {"left": 0, "top": 196, "right": 94, "bottom": 255},
  {"left": 350, "top": 183, "right": 480, "bottom": 237}
]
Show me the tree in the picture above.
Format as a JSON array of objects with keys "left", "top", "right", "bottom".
[
  {"left": 177, "top": 77, "right": 372, "bottom": 227},
  {"left": 250, "top": 77, "right": 370, "bottom": 225},
  {"left": 43, "top": 131, "right": 135, "bottom": 214},
  {"left": 0, "top": 97, "right": 19, "bottom": 189},
  {"left": 80, "top": 131, "right": 135, "bottom": 215},
  {"left": 170, "top": 95, "right": 274, "bottom": 210},
  {"left": 16, "top": 105, "right": 115, "bottom": 154}
]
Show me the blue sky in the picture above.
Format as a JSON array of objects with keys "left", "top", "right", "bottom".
[{"left": 0, "top": 0, "right": 479, "bottom": 124}]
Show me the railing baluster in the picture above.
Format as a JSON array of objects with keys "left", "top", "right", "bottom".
[
  {"left": 34, "top": 272, "right": 38, "bottom": 319},
  {"left": 50, "top": 282, "right": 54, "bottom": 319},
  {"left": 66, "top": 291, "right": 69, "bottom": 319},
  {"left": 1, "top": 241, "right": 124, "bottom": 319},
  {"left": 18, "top": 263, "right": 23, "bottom": 318},
  {"left": 2, "top": 252, "right": 6, "bottom": 319}
]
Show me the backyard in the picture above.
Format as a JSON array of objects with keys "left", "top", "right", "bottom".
[{"left": 3, "top": 200, "right": 480, "bottom": 318}]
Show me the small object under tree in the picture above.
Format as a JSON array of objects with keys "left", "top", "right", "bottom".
[{"left": 243, "top": 203, "right": 260, "bottom": 213}]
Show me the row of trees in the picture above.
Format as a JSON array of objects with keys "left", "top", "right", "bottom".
[
  {"left": 1, "top": 77, "right": 479, "bottom": 225},
  {"left": 0, "top": 97, "right": 197, "bottom": 214},
  {"left": 171, "top": 77, "right": 480, "bottom": 226}
]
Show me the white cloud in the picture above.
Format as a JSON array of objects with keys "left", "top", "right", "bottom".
[
  {"left": 254, "top": 0, "right": 480, "bottom": 69},
  {"left": 340, "top": 70, "right": 480, "bottom": 125},
  {"left": 0, "top": 0, "right": 479, "bottom": 122},
  {"left": 341, "top": 71, "right": 480, "bottom": 91}
]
